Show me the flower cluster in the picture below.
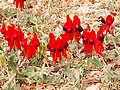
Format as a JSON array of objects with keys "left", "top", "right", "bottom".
[
  {"left": 21, "top": 33, "right": 40, "bottom": 59},
  {"left": 47, "top": 12, "right": 116, "bottom": 64},
  {"left": 47, "top": 33, "right": 69, "bottom": 64},
  {"left": 0, "top": 22, "right": 40, "bottom": 59},
  {"left": 82, "top": 12, "right": 116, "bottom": 56},
  {"left": 14, "top": 0, "right": 26, "bottom": 10},
  {"left": 82, "top": 24, "right": 104, "bottom": 56},
  {"left": 63, "top": 15, "right": 83, "bottom": 43},
  {"left": 98, "top": 12, "right": 116, "bottom": 35},
  {"left": 0, "top": 22, "right": 24, "bottom": 51}
]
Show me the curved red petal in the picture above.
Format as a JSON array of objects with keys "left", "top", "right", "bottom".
[{"left": 106, "top": 15, "right": 114, "bottom": 25}]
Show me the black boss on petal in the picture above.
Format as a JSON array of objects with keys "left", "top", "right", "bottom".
[
  {"left": 50, "top": 47, "right": 56, "bottom": 53},
  {"left": 89, "top": 39, "right": 94, "bottom": 44},
  {"left": 47, "top": 45, "right": 51, "bottom": 50},
  {"left": 99, "top": 34, "right": 104, "bottom": 41},
  {"left": 83, "top": 38, "right": 88, "bottom": 43},
  {"left": 63, "top": 42, "right": 68, "bottom": 48},
  {"left": 63, "top": 27, "right": 66, "bottom": 31},
  {"left": 101, "top": 18, "right": 106, "bottom": 24},
  {"left": 57, "top": 47, "right": 63, "bottom": 52},
  {"left": 67, "top": 28, "right": 72, "bottom": 33},
  {"left": 75, "top": 25, "right": 83, "bottom": 32}
]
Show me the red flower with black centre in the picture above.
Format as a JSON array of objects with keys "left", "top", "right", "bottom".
[
  {"left": 99, "top": 12, "right": 116, "bottom": 35},
  {"left": 47, "top": 32, "right": 70, "bottom": 64},
  {"left": 73, "top": 15, "right": 83, "bottom": 44},
  {"left": 88, "top": 30, "right": 96, "bottom": 55},
  {"left": 4, "top": 24, "right": 19, "bottom": 50},
  {"left": 73, "top": 15, "right": 83, "bottom": 32},
  {"left": 82, "top": 24, "right": 90, "bottom": 44},
  {"left": 97, "top": 24, "right": 105, "bottom": 42},
  {"left": 56, "top": 37, "right": 63, "bottom": 61},
  {"left": 30, "top": 33, "right": 40, "bottom": 48},
  {"left": 94, "top": 25, "right": 104, "bottom": 56},
  {"left": 47, "top": 33, "right": 57, "bottom": 63},
  {"left": 63, "top": 15, "right": 73, "bottom": 33},
  {"left": 60, "top": 33, "right": 68, "bottom": 58},
  {"left": 63, "top": 15, "right": 73, "bottom": 42},
  {"left": 47, "top": 33, "right": 56, "bottom": 53},
  {"left": 82, "top": 24, "right": 96, "bottom": 55},
  {"left": 5, "top": 24, "right": 17, "bottom": 41},
  {"left": 56, "top": 37, "right": 63, "bottom": 52},
  {"left": 22, "top": 33, "right": 40, "bottom": 59}
]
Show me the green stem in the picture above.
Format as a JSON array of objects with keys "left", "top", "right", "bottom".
[{"left": 101, "top": 56, "right": 107, "bottom": 66}]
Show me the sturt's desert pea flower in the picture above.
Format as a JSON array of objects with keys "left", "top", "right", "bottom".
[
  {"left": 60, "top": 32, "right": 69, "bottom": 58},
  {"left": 73, "top": 15, "right": 83, "bottom": 44},
  {"left": 98, "top": 12, "right": 116, "bottom": 35},
  {"left": 47, "top": 32, "right": 69, "bottom": 64},
  {"left": 0, "top": 22, "right": 6, "bottom": 35},
  {"left": 47, "top": 33, "right": 57, "bottom": 63},
  {"left": 94, "top": 24, "right": 105, "bottom": 56},
  {"left": 14, "top": 0, "right": 26, "bottom": 10},
  {"left": 0, "top": 23, "right": 24, "bottom": 51},
  {"left": 21, "top": 33, "right": 40, "bottom": 59},
  {"left": 63, "top": 15, "right": 73, "bottom": 42},
  {"left": 82, "top": 24, "right": 96, "bottom": 55}
]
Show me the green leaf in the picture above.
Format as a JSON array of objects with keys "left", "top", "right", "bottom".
[
  {"left": 10, "top": 55, "right": 15, "bottom": 62},
  {"left": 87, "top": 58, "right": 90, "bottom": 66},
  {"left": 0, "top": 46, "right": 3, "bottom": 51},
  {"left": 105, "top": 69, "right": 119, "bottom": 79},
  {"left": 8, "top": 61, "right": 17, "bottom": 72},
  {"left": 45, "top": 75, "right": 58, "bottom": 84},
  {"left": 92, "top": 58, "right": 103, "bottom": 69},
  {"left": 33, "top": 27, "right": 37, "bottom": 32}
]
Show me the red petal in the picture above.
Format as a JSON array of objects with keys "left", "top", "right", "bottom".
[
  {"left": 73, "top": 15, "right": 80, "bottom": 25},
  {"left": 17, "top": 26, "right": 24, "bottom": 39},
  {"left": 63, "top": 15, "right": 73, "bottom": 33},
  {"left": 15, "top": 39, "right": 21, "bottom": 50},
  {"left": 52, "top": 53, "right": 57, "bottom": 64},
  {"left": 110, "top": 12, "right": 116, "bottom": 16},
  {"left": 74, "top": 31, "right": 81, "bottom": 44},
  {"left": 62, "top": 48, "right": 67, "bottom": 58},
  {"left": 15, "top": 0, "right": 19, "bottom": 8},
  {"left": 98, "top": 16, "right": 105, "bottom": 24},
  {"left": 94, "top": 38, "right": 103, "bottom": 56},
  {"left": 8, "top": 41, "right": 14, "bottom": 51},
  {"left": 0, "top": 22, "right": 6, "bottom": 35},
  {"left": 106, "top": 15, "right": 114, "bottom": 25},
  {"left": 105, "top": 25, "right": 110, "bottom": 35},
  {"left": 97, "top": 24, "right": 105, "bottom": 38},
  {"left": 20, "top": 1, "right": 24, "bottom": 11},
  {"left": 89, "top": 30, "right": 96, "bottom": 40}
]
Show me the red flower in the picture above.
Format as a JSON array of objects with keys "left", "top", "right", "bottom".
[
  {"left": 48, "top": 33, "right": 63, "bottom": 64},
  {"left": 82, "top": 24, "right": 96, "bottom": 55},
  {"left": 21, "top": 33, "right": 40, "bottom": 59},
  {"left": 14, "top": 0, "right": 25, "bottom": 10},
  {"left": 73, "top": 15, "right": 83, "bottom": 43},
  {"left": 63, "top": 15, "right": 73, "bottom": 42},
  {"left": 47, "top": 33, "right": 57, "bottom": 63},
  {"left": 94, "top": 24, "right": 105, "bottom": 56},
  {"left": 1, "top": 24, "right": 23, "bottom": 50},
  {"left": 0, "top": 22, "right": 6, "bottom": 35},
  {"left": 99, "top": 12, "right": 116, "bottom": 35},
  {"left": 60, "top": 33, "right": 69, "bottom": 58},
  {"left": 47, "top": 32, "right": 69, "bottom": 64}
]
